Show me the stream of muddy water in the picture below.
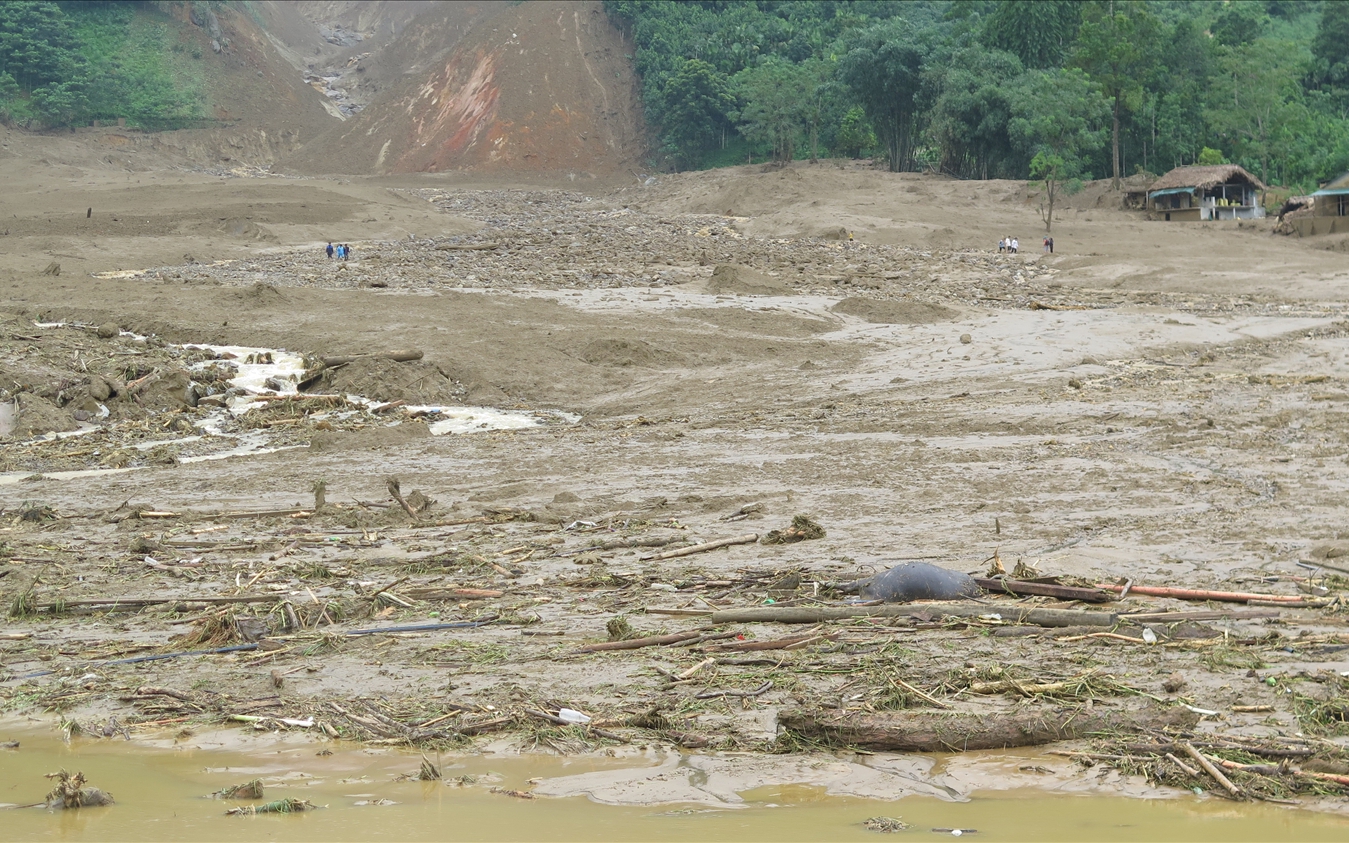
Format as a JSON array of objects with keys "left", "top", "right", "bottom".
[{"left": 1, "top": 729, "right": 1345, "bottom": 841}]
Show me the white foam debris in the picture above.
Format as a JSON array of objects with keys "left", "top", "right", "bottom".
[{"left": 13, "top": 326, "right": 579, "bottom": 484}]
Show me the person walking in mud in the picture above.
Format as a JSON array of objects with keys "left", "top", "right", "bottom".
[
  {"left": 343, "top": 243, "right": 353, "bottom": 260},
  {"left": 326, "top": 241, "right": 334, "bottom": 259}
]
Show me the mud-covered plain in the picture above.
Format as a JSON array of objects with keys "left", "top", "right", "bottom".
[{"left": 2, "top": 162, "right": 1349, "bottom": 811}]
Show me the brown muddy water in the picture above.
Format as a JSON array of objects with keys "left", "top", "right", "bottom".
[{"left": 2, "top": 729, "right": 1346, "bottom": 842}]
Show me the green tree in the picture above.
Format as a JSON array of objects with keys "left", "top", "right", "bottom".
[
  {"left": 833, "top": 105, "right": 875, "bottom": 158},
  {"left": 0, "top": 1, "right": 80, "bottom": 90},
  {"left": 1309, "top": 0, "right": 1349, "bottom": 113},
  {"left": 1212, "top": 2, "right": 1268, "bottom": 47},
  {"left": 980, "top": 0, "right": 1080, "bottom": 70},
  {"left": 1206, "top": 38, "right": 1303, "bottom": 190},
  {"left": 837, "top": 18, "right": 938, "bottom": 172},
  {"left": 661, "top": 58, "right": 735, "bottom": 170},
  {"left": 1072, "top": 1, "right": 1162, "bottom": 189},
  {"left": 1197, "top": 146, "right": 1226, "bottom": 165},
  {"left": 733, "top": 59, "right": 807, "bottom": 165},
  {"left": 1008, "top": 68, "right": 1110, "bottom": 231},
  {"left": 930, "top": 47, "right": 1024, "bottom": 178}
]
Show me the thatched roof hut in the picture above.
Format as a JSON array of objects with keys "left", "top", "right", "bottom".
[
  {"left": 1148, "top": 164, "right": 1266, "bottom": 193},
  {"left": 1146, "top": 165, "right": 1266, "bottom": 221}
]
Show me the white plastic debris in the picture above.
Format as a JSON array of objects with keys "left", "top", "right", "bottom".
[{"left": 557, "top": 708, "right": 591, "bottom": 725}]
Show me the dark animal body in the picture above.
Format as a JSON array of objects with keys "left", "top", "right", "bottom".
[{"left": 837, "top": 562, "right": 980, "bottom": 602}]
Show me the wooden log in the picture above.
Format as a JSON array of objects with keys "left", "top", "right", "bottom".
[
  {"left": 972, "top": 577, "right": 1113, "bottom": 603},
  {"left": 703, "top": 632, "right": 837, "bottom": 652},
  {"left": 779, "top": 704, "right": 1199, "bottom": 752},
  {"left": 32, "top": 594, "right": 285, "bottom": 611},
  {"left": 321, "top": 350, "right": 424, "bottom": 367},
  {"left": 574, "top": 628, "right": 709, "bottom": 654},
  {"left": 1096, "top": 584, "right": 1306, "bottom": 604},
  {"left": 1120, "top": 609, "right": 1281, "bottom": 623},
  {"left": 1181, "top": 742, "right": 1245, "bottom": 799},
  {"left": 640, "top": 534, "right": 759, "bottom": 561},
  {"left": 708, "top": 603, "right": 1116, "bottom": 628}
]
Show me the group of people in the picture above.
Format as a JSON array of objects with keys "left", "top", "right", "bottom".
[
  {"left": 997, "top": 235, "right": 1056, "bottom": 254},
  {"left": 326, "top": 241, "right": 353, "bottom": 260}
]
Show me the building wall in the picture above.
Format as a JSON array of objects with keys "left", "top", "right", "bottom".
[
  {"left": 1292, "top": 216, "right": 1349, "bottom": 236},
  {"left": 1313, "top": 194, "right": 1349, "bottom": 217}
]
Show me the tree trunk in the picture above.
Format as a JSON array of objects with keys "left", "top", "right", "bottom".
[
  {"left": 810, "top": 121, "right": 818, "bottom": 164},
  {"left": 1045, "top": 177, "right": 1057, "bottom": 233},
  {"left": 1112, "top": 96, "right": 1121, "bottom": 190},
  {"left": 780, "top": 704, "right": 1199, "bottom": 752}
]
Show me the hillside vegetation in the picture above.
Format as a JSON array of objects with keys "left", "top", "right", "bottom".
[{"left": 607, "top": 0, "right": 1349, "bottom": 190}]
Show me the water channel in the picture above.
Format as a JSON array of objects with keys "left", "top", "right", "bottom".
[{"left": 1, "top": 727, "right": 1345, "bottom": 841}]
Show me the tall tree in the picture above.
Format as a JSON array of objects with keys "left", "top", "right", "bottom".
[
  {"left": 1008, "top": 68, "right": 1110, "bottom": 231},
  {"left": 930, "top": 47, "right": 1024, "bottom": 179},
  {"left": 837, "top": 18, "right": 937, "bottom": 172},
  {"left": 981, "top": 0, "right": 1080, "bottom": 70},
  {"left": 1206, "top": 38, "right": 1304, "bottom": 191},
  {"left": 733, "top": 59, "right": 808, "bottom": 165},
  {"left": 660, "top": 58, "right": 735, "bottom": 170},
  {"left": 1309, "top": 0, "right": 1349, "bottom": 114},
  {"left": 1072, "top": 1, "right": 1161, "bottom": 189}
]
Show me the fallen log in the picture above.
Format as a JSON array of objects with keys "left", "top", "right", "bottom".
[
  {"left": 972, "top": 577, "right": 1113, "bottom": 603},
  {"left": 709, "top": 603, "right": 1116, "bottom": 628},
  {"left": 29, "top": 594, "right": 285, "bottom": 612},
  {"left": 779, "top": 703, "right": 1198, "bottom": 752},
  {"left": 558, "top": 536, "right": 685, "bottom": 557},
  {"left": 321, "top": 350, "right": 424, "bottom": 367},
  {"left": 574, "top": 628, "right": 709, "bottom": 653},
  {"left": 1096, "top": 584, "right": 1306, "bottom": 604},
  {"left": 640, "top": 534, "right": 759, "bottom": 561},
  {"left": 703, "top": 632, "right": 837, "bottom": 652},
  {"left": 1120, "top": 609, "right": 1281, "bottom": 623}
]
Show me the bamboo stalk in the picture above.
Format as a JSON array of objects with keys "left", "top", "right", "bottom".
[
  {"left": 640, "top": 534, "right": 759, "bottom": 561},
  {"left": 1097, "top": 584, "right": 1306, "bottom": 604}
]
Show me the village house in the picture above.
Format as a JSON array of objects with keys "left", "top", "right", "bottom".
[
  {"left": 1306, "top": 171, "right": 1349, "bottom": 234},
  {"left": 1279, "top": 171, "right": 1349, "bottom": 236},
  {"left": 1146, "top": 164, "right": 1266, "bottom": 221}
]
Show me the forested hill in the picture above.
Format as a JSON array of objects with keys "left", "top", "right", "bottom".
[
  {"left": 605, "top": 0, "right": 1349, "bottom": 191},
  {"left": 0, "top": 1, "right": 211, "bottom": 130}
]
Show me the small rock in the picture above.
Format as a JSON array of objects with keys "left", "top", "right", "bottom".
[
  {"left": 96, "top": 322, "right": 119, "bottom": 339},
  {"left": 1162, "top": 672, "right": 1186, "bottom": 693},
  {"left": 959, "top": 333, "right": 972, "bottom": 344}
]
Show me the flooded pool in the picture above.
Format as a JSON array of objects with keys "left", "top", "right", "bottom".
[{"left": 0, "top": 728, "right": 1344, "bottom": 842}]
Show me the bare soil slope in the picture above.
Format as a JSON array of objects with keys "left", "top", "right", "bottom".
[{"left": 284, "top": 0, "right": 647, "bottom": 177}]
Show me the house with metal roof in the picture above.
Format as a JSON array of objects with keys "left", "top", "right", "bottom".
[
  {"left": 1146, "top": 164, "right": 1266, "bottom": 221},
  {"left": 1282, "top": 171, "right": 1349, "bottom": 236}
]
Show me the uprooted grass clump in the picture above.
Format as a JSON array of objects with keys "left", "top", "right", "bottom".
[
  {"left": 761, "top": 515, "right": 826, "bottom": 545},
  {"left": 44, "top": 769, "right": 114, "bottom": 808}
]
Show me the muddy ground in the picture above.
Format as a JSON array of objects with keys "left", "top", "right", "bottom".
[{"left": 2, "top": 147, "right": 1349, "bottom": 811}]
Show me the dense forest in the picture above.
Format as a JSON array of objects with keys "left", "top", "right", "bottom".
[
  {"left": 0, "top": 0, "right": 208, "bottom": 131},
  {"left": 605, "top": 0, "right": 1349, "bottom": 191}
]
